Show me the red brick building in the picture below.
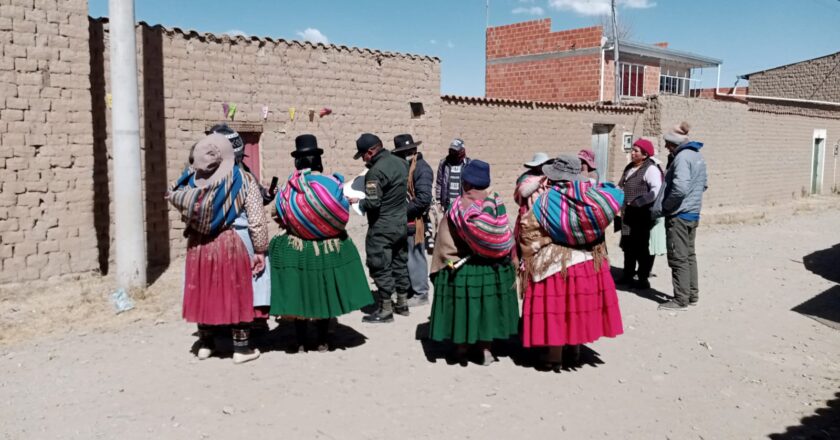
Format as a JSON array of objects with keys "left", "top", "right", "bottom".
[{"left": 485, "top": 19, "right": 721, "bottom": 103}]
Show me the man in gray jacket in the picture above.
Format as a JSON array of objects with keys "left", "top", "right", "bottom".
[{"left": 654, "top": 122, "right": 707, "bottom": 311}]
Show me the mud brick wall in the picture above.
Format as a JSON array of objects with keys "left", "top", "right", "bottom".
[
  {"left": 90, "top": 20, "right": 442, "bottom": 269},
  {"left": 654, "top": 95, "right": 840, "bottom": 208},
  {"left": 748, "top": 52, "right": 840, "bottom": 119},
  {"left": 0, "top": 0, "right": 97, "bottom": 284},
  {"left": 440, "top": 96, "right": 646, "bottom": 204},
  {"left": 486, "top": 20, "right": 603, "bottom": 103}
]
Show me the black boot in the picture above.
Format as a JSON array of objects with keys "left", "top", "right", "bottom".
[
  {"left": 232, "top": 326, "right": 260, "bottom": 364},
  {"left": 394, "top": 292, "right": 409, "bottom": 316},
  {"left": 315, "top": 319, "right": 331, "bottom": 352},
  {"left": 292, "top": 319, "right": 308, "bottom": 353},
  {"left": 362, "top": 298, "right": 394, "bottom": 323}
]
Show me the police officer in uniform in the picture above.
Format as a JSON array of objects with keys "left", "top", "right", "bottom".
[{"left": 347, "top": 133, "right": 410, "bottom": 323}]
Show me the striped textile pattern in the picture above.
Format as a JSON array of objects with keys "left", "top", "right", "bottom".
[
  {"left": 533, "top": 181, "right": 624, "bottom": 247},
  {"left": 275, "top": 170, "right": 350, "bottom": 240},
  {"left": 448, "top": 192, "right": 514, "bottom": 259},
  {"left": 168, "top": 166, "right": 248, "bottom": 235}
]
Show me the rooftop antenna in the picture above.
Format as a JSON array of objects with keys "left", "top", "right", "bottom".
[
  {"left": 611, "top": 0, "right": 621, "bottom": 103},
  {"left": 486, "top": 0, "right": 490, "bottom": 28}
]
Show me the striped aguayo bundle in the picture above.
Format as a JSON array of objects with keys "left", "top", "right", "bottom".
[
  {"left": 533, "top": 181, "right": 624, "bottom": 247},
  {"left": 168, "top": 166, "right": 247, "bottom": 235},
  {"left": 275, "top": 170, "right": 350, "bottom": 240},
  {"left": 448, "top": 192, "right": 514, "bottom": 259}
]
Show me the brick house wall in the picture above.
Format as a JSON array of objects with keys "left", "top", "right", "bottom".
[
  {"left": 90, "top": 20, "right": 442, "bottom": 271},
  {"left": 486, "top": 20, "right": 604, "bottom": 103},
  {"left": 0, "top": 0, "right": 98, "bottom": 284},
  {"left": 747, "top": 52, "right": 840, "bottom": 119},
  {"left": 441, "top": 96, "right": 646, "bottom": 202}
]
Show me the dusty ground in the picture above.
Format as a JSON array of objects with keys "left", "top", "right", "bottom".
[{"left": 1, "top": 199, "right": 839, "bottom": 439}]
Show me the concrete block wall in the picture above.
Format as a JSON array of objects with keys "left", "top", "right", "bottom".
[
  {"left": 748, "top": 52, "right": 840, "bottom": 119},
  {"left": 90, "top": 21, "right": 442, "bottom": 269},
  {"left": 486, "top": 20, "right": 603, "bottom": 103},
  {"left": 655, "top": 95, "right": 840, "bottom": 208},
  {"left": 0, "top": 0, "right": 98, "bottom": 284},
  {"left": 441, "top": 96, "right": 646, "bottom": 205}
]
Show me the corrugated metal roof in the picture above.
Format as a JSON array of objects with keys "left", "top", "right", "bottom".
[
  {"left": 441, "top": 95, "right": 646, "bottom": 112},
  {"left": 90, "top": 17, "right": 440, "bottom": 63},
  {"left": 605, "top": 38, "right": 722, "bottom": 68}
]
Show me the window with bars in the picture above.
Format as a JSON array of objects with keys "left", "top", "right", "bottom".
[{"left": 619, "top": 62, "right": 645, "bottom": 97}]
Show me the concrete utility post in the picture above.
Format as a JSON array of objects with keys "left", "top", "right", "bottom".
[
  {"left": 612, "top": 0, "right": 621, "bottom": 103},
  {"left": 108, "top": 0, "right": 147, "bottom": 289}
]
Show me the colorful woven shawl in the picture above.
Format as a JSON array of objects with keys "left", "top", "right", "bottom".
[
  {"left": 533, "top": 181, "right": 624, "bottom": 246},
  {"left": 168, "top": 166, "right": 248, "bottom": 235},
  {"left": 448, "top": 192, "right": 514, "bottom": 259},
  {"left": 275, "top": 170, "right": 349, "bottom": 240}
]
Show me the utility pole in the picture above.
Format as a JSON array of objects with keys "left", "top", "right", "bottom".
[
  {"left": 611, "top": 0, "right": 621, "bottom": 103},
  {"left": 108, "top": 0, "right": 147, "bottom": 289}
]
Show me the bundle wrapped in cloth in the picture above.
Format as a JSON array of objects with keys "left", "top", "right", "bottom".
[
  {"left": 533, "top": 180, "right": 623, "bottom": 247},
  {"left": 448, "top": 192, "right": 514, "bottom": 259},
  {"left": 168, "top": 166, "right": 248, "bottom": 236},
  {"left": 275, "top": 169, "right": 350, "bottom": 240}
]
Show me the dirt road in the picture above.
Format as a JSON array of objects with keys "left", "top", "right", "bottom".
[{"left": 1, "top": 205, "right": 839, "bottom": 439}]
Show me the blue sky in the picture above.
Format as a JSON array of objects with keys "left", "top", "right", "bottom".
[{"left": 88, "top": 0, "right": 840, "bottom": 96}]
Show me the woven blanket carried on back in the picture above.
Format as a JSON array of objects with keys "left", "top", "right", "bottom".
[
  {"left": 533, "top": 181, "right": 624, "bottom": 247},
  {"left": 275, "top": 169, "right": 350, "bottom": 240},
  {"left": 168, "top": 166, "right": 248, "bottom": 236},
  {"left": 448, "top": 192, "right": 514, "bottom": 259}
]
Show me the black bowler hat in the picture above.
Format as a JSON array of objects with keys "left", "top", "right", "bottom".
[
  {"left": 393, "top": 134, "right": 423, "bottom": 153},
  {"left": 354, "top": 133, "right": 382, "bottom": 160},
  {"left": 291, "top": 134, "right": 324, "bottom": 158}
]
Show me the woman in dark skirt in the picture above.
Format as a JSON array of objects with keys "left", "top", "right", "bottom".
[
  {"left": 168, "top": 134, "right": 268, "bottom": 364},
  {"left": 269, "top": 134, "right": 372, "bottom": 352},
  {"left": 428, "top": 160, "right": 519, "bottom": 366}
]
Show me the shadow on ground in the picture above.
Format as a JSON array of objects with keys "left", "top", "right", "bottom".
[
  {"left": 415, "top": 321, "right": 605, "bottom": 372},
  {"left": 768, "top": 391, "right": 840, "bottom": 439},
  {"left": 610, "top": 266, "right": 671, "bottom": 304},
  {"left": 795, "top": 246, "right": 840, "bottom": 329},
  {"left": 190, "top": 318, "right": 368, "bottom": 357}
]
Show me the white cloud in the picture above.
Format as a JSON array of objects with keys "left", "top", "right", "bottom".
[
  {"left": 548, "top": 0, "right": 655, "bottom": 16},
  {"left": 223, "top": 29, "right": 247, "bottom": 37},
  {"left": 512, "top": 6, "right": 545, "bottom": 15},
  {"left": 429, "top": 39, "right": 438, "bottom": 45},
  {"left": 296, "top": 28, "right": 329, "bottom": 45},
  {"left": 446, "top": 40, "right": 454, "bottom": 49}
]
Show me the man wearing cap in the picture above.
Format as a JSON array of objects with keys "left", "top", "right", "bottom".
[
  {"left": 435, "top": 138, "right": 472, "bottom": 210},
  {"left": 392, "top": 134, "right": 434, "bottom": 307},
  {"left": 653, "top": 121, "right": 707, "bottom": 311},
  {"left": 348, "top": 133, "right": 410, "bottom": 323}
]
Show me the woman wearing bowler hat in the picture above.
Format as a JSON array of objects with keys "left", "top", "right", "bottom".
[
  {"left": 268, "top": 134, "right": 373, "bottom": 352},
  {"left": 168, "top": 133, "right": 268, "bottom": 364}
]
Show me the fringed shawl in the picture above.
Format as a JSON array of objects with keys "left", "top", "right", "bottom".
[
  {"left": 168, "top": 166, "right": 248, "bottom": 236},
  {"left": 275, "top": 170, "right": 350, "bottom": 240},
  {"left": 448, "top": 191, "right": 514, "bottom": 260},
  {"left": 533, "top": 181, "right": 623, "bottom": 247}
]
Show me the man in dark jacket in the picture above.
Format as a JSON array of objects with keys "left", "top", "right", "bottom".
[
  {"left": 392, "top": 134, "right": 433, "bottom": 307},
  {"left": 435, "top": 138, "right": 471, "bottom": 210},
  {"left": 347, "top": 133, "right": 410, "bottom": 323}
]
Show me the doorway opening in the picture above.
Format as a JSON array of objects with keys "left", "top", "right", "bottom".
[
  {"left": 811, "top": 129, "right": 826, "bottom": 195},
  {"left": 592, "top": 124, "right": 613, "bottom": 182}
]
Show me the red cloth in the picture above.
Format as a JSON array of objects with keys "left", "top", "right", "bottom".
[
  {"left": 522, "top": 259, "right": 623, "bottom": 347},
  {"left": 183, "top": 229, "right": 256, "bottom": 325}
]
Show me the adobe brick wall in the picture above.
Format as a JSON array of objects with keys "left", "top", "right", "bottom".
[
  {"left": 486, "top": 19, "right": 603, "bottom": 103},
  {"left": 0, "top": 0, "right": 98, "bottom": 284},
  {"left": 90, "top": 21, "right": 442, "bottom": 268},
  {"left": 748, "top": 52, "right": 840, "bottom": 119},
  {"left": 440, "top": 97, "right": 646, "bottom": 203},
  {"left": 655, "top": 95, "right": 840, "bottom": 208}
]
